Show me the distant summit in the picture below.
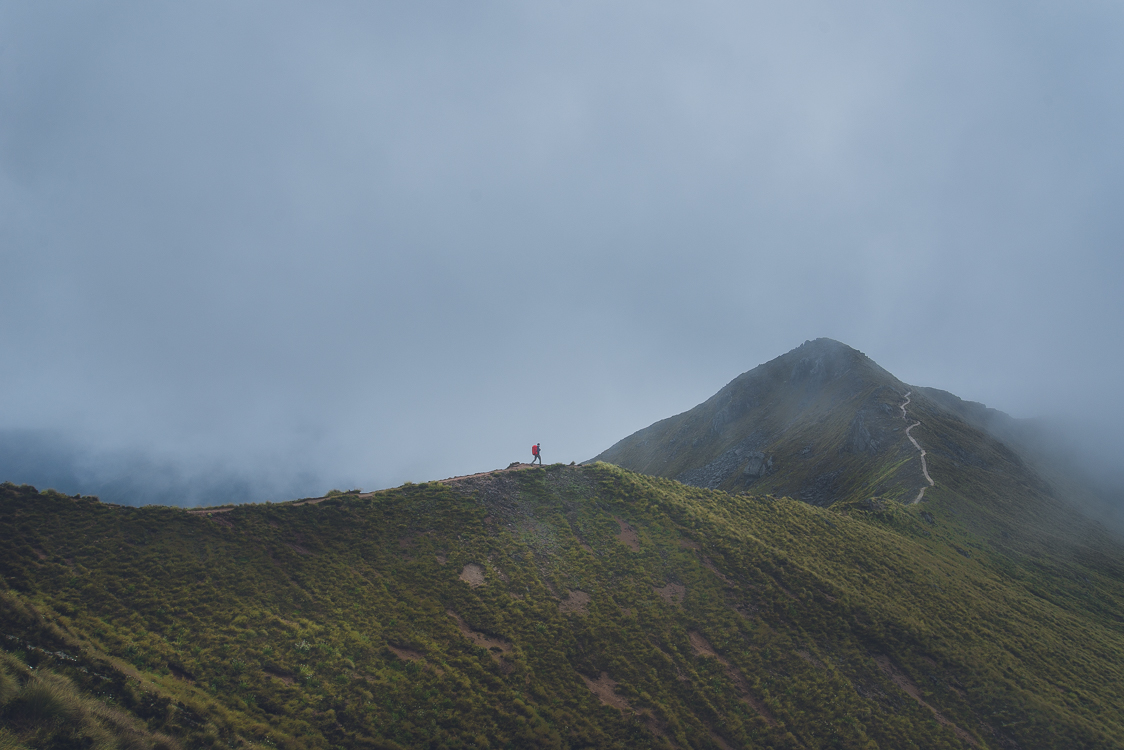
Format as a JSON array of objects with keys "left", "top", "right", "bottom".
[
  {"left": 592, "top": 338, "right": 1005, "bottom": 507},
  {"left": 5, "top": 338, "right": 1124, "bottom": 749}
]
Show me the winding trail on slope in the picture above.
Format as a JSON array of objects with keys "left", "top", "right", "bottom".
[{"left": 899, "top": 391, "right": 934, "bottom": 503}]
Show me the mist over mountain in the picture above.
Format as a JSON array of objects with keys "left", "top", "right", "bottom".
[
  {"left": 915, "top": 388, "right": 1124, "bottom": 530},
  {"left": 0, "top": 429, "right": 326, "bottom": 508},
  {"left": 594, "top": 338, "right": 1124, "bottom": 534},
  {"left": 4, "top": 3, "right": 1124, "bottom": 745},
  {"left": 3, "top": 3, "right": 1124, "bottom": 506},
  {"left": 4, "top": 339, "right": 1122, "bottom": 527},
  {"left": 5, "top": 338, "right": 1124, "bottom": 748}
]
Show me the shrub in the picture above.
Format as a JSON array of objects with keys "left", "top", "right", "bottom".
[{"left": 7, "top": 673, "right": 83, "bottom": 726}]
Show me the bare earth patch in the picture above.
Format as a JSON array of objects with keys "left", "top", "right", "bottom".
[
  {"left": 577, "top": 676, "right": 675, "bottom": 745},
  {"left": 688, "top": 631, "right": 777, "bottom": 727},
  {"left": 654, "top": 582, "right": 686, "bottom": 606},
  {"left": 701, "top": 556, "right": 733, "bottom": 584},
  {"left": 263, "top": 667, "right": 296, "bottom": 685},
  {"left": 435, "top": 553, "right": 447, "bottom": 565},
  {"left": 707, "top": 731, "right": 736, "bottom": 750},
  {"left": 167, "top": 663, "right": 196, "bottom": 683},
  {"left": 615, "top": 517, "right": 640, "bottom": 551},
  {"left": 459, "top": 563, "right": 486, "bottom": 587},
  {"left": 688, "top": 631, "right": 719, "bottom": 658},
  {"left": 558, "top": 590, "right": 591, "bottom": 615},
  {"left": 580, "top": 672, "right": 632, "bottom": 714},
  {"left": 447, "top": 610, "right": 512, "bottom": 667},
  {"left": 875, "top": 655, "right": 977, "bottom": 746},
  {"left": 387, "top": 644, "right": 424, "bottom": 662},
  {"left": 679, "top": 538, "right": 700, "bottom": 550},
  {"left": 387, "top": 644, "right": 445, "bottom": 675}
]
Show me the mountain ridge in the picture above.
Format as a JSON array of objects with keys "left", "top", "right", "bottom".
[
  {"left": 4, "top": 339, "right": 1124, "bottom": 749},
  {"left": 592, "top": 339, "right": 928, "bottom": 503}
]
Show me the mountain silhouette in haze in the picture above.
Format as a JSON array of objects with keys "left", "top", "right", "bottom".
[
  {"left": 593, "top": 339, "right": 926, "bottom": 502},
  {"left": 593, "top": 337, "right": 1124, "bottom": 554},
  {"left": 4, "top": 339, "right": 1124, "bottom": 749}
]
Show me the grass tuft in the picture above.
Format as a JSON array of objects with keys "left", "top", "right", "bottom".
[{"left": 6, "top": 673, "right": 84, "bottom": 726}]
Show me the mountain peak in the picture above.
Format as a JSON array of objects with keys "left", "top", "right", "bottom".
[
  {"left": 772, "top": 338, "right": 894, "bottom": 387},
  {"left": 593, "top": 340, "right": 912, "bottom": 500}
]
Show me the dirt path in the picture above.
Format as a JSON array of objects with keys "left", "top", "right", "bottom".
[
  {"left": 899, "top": 391, "right": 935, "bottom": 503},
  {"left": 438, "top": 463, "right": 540, "bottom": 484},
  {"left": 186, "top": 493, "right": 338, "bottom": 515},
  {"left": 874, "top": 655, "right": 977, "bottom": 745},
  {"left": 184, "top": 463, "right": 547, "bottom": 515}
]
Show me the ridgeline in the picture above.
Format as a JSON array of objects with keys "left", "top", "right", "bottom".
[{"left": 3, "top": 339, "right": 1124, "bottom": 749}]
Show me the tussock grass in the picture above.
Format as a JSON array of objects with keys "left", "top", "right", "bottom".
[
  {"left": 2, "top": 466, "right": 1124, "bottom": 749},
  {"left": 6, "top": 672, "right": 84, "bottom": 726},
  {"left": 0, "top": 660, "right": 18, "bottom": 705},
  {"left": 0, "top": 649, "right": 178, "bottom": 749}
]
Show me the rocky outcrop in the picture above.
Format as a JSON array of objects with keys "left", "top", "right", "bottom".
[
  {"left": 677, "top": 436, "right": 773, "bottom": 490},
  {"left": 742, "top": 451, "right": 772, "bottom": 478}
]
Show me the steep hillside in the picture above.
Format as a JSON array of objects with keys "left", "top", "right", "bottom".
[
  {"left": 590, "top": 339, "right": 1104, "bottom": 528},
  {"left": 592, "top": 339, "right": 931, "bottom": 504},
  {"left": 916, "top": 386, "right": 1124, "bottom": 530},
  {"left": 3, "top": 463, "right": 1124, "bottom": 749}
]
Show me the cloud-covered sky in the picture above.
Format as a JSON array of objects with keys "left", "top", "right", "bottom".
[{"left": 2, "top": 1, "right": 1123, "bottom": 503}]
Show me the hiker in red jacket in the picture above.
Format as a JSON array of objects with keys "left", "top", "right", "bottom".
[{"left": 531, "top": 443, "right": 542, "bottom": 465}]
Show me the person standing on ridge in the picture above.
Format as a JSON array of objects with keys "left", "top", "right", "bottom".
[{"left": 531, "top": 443, "right": 542, "bottom": 465}]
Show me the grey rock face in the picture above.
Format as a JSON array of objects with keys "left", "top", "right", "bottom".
[
  {"left": 845, "top": 413, "right": 877, "bottom": 454},
  {"left": 742, "top": 451, "right": 773, "bottom": 478},
  {"left": 677, "top": 435, "right": 772, "bottom": 490},
  {"left": 793, "top": 469, "right": 843, "bottom": 506},
  {"left": 788, "top": 338, "right": 857, "bottom": 384},
  {"left": 844, "top": 400, "right": 898, "bottom": 455},
  {"left": 858, "top": 497, "right": 889, "bottom": 512}
]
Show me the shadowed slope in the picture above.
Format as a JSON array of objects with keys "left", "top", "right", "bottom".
[{"left": 592, "top": 339, "right": 929, "bottom": 504}]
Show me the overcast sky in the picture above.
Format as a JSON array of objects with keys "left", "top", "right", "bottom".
[{"left": 2, "top": 1, "right": 1122, "bottom": 504}]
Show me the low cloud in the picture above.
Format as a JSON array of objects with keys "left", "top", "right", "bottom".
[{"left": 1, "top": 2, "right": 1122, "bottom": 506}]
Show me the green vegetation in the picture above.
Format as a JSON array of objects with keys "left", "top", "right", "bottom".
[
  {"left": 2, "top": 462, "right": 1123, "bottom": 749},
  {"left": 0, "top": 647, "right": 178, "bottom": 749}
]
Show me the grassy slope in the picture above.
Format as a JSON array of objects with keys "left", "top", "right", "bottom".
[
  {"left": 2, "top": 464, "right": 1123, "bottom": 749},
  {"left": 592, "top": 341, "right": 1114, "bottom": 535}
]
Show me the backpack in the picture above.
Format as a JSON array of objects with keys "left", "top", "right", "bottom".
[{"left": 532, "top": 444, "right": 539, "bottom": 456}]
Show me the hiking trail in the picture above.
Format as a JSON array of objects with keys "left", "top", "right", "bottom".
[
  {"left": 899, "top": 391, "right": 934, "bottom": 503},
  {"left": 185, "top": 463, "right": 545, "bottom": 515}
]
